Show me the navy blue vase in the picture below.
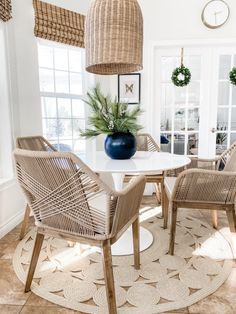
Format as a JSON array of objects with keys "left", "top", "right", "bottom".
[{"left": 104, "top": 132, "right": 137, "bottom": 160}]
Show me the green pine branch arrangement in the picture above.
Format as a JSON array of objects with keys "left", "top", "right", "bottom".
[{"left": 80, "top": 85, "right": 143, "bottom": 138}]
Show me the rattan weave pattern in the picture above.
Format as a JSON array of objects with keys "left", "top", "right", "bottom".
[
  {"left": 33, "top": 0, "right": 85, "bottom": 48},
  {"left": 0, "top": 0, "right": 12, "bottom": 22},
  {"left": 85, "top": 0, "right": 143, "bottom": 75}
]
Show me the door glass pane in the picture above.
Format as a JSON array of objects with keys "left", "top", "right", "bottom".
[
  {"left": 161, "top": 107, "right": 172, "bottom": 131},
  {"left": 218, "top": 82, "right": 230, "bottom": 106},
  {"left": 187, "top": 133, "right": 199, "bottom": 155},
  {"left": 216, "top": 133, "right": 227, "bottom": 155},
  {"left": 232, "top": 87, "right": 236, "bottom": 106},
  {"left": 188, "top": 82, "right": 200, "bottom": 105},
  {"left": 161, "top": 84, "right": 173, "bottom": 106},
  {"left": 187, "top": 56, "right": 201, "bottom": 80},
  {"left": 217, "top": 108, "right": 228, "bottom": 130},
  {"left": 187, "top": 108, "right": 199, "bottom": 131},
  {"left": 160, "top": 134, "right": 171, "bottom": 153},
  {"left": 174, "top": 133, "right": 185, "bottom": 155},
  {"left": 175, "top": 87, "right": 187, "bottom": 105},
  {"left": 161, "top": 57, "right": 177, "bottom": 81},
  {"left": 231, "top": 108, "right": 236, "bottom": 131},
  {"left": 219, "top": 55, "right": 231, "bottom": 79},
  {"left": 174, "top": 108, "right": 185, "bottom": 131},
  {"left": 230, "top": 133, "right": 236, "bottom": 145}
]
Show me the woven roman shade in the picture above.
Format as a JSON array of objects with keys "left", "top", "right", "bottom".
[
  {"left": 85, "top": 0, "right": 143, "bottom": 75},
  {"left": 0, "top": 0, "right": 12, "bottom": 22},
  {"left": 33, "top": 0, "right": 85, "bottom": 48}
]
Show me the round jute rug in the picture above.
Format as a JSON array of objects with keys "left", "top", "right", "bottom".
[{"left": 13, "top": 212, "right": 234, "bottom": 314}]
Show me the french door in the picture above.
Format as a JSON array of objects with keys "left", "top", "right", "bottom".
[{"left": 152, "top": 44, "right": 236, "bottom": 158}]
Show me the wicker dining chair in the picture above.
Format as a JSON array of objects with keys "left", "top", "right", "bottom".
[
  {"left": 16, "top": 136, "right": 57, "bottom": 240},
  {"left": 164, "top": 148, "right": 236, "bottom": 255},
  {"left": 14, "top": 149, "right": 146, "bottom": 314},
  {"left": 124, "top": 133, "right": 164, "bottom": 205}
]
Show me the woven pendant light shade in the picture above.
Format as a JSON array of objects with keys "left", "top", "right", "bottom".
[{"left": 85, "top": 0, "right": 143, "bottom": 75}]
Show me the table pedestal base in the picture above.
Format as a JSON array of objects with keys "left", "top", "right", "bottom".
[{"left": 111, "top": 226, "right": 153, "bottom": 256}]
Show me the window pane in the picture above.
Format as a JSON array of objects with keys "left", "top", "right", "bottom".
[
  {"left": 57, "top": 141, "right": 72, "bottom": 152},
  {"left": 174, "top": 133, "right": 185, "bottom": 155},
  {"left": 55, "top": 70, "right": 69, "bottom": 93},
  {"left": 217, "top": 108, "right": 228, "bottom": 130},
  {"left": 174, "top": 108, "right": 185, "bottom": 131},
  {"left": 69, "top": 50, "right": 82, "bottom": 72},
  {"left": 57, "top": 98, "right": 71, "bottom": 118},
  {"left": 54, "top": 48, "right": 68, "bottom": 71},
  {"left": 58, "top": 119, "right": 72, "bottom": 138},
  {"left": 187, "top": 108, "right": 199, "bottom": 131},
  {"left": 219, "top": 55, "right": 231, "bottom": 80},
  {"left": 161, "top": 107, "right": 172, "bottom": 131},
  {"left": 43, "top": 119, "right": 58, "bottom": 139},
  {"left": 231, "top": 108, "right": 236, "bottom": 131},
  {"left": 218, "top": 81, "right": 230, "bottom": 106},
  {"left": 41, "top": 97, "right": 57, "bottom": 118},
  {"left": 38, "top": 44, "right": 53, "bottom": 68},
  {"left": 72, "top": 99, "right": 85, "bottom": 118},
  {"left": 73, "top": 119, "right": 85, "bottom": 137},
  {"left": 70, "top": 73, "right": 83, "bottom": 95},
  {"left": 39, "top": 69, "right": 54, "bottom": 92}
]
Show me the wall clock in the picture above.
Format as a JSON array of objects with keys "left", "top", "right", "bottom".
[{"left": 202, "top": 0, "right": 230, "bottom": 29}]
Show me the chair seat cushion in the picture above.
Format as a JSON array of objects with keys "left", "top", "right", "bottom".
[{"left": 164, "top": 177, "right": 177, "bottom": 199}]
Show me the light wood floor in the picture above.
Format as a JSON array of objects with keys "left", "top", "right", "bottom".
[{"left": 0, "top": 196, "right": 235, "bottom": 314}]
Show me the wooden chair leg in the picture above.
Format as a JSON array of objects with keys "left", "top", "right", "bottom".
[
  {"left": 132, "top": 217, "right": 140, "bottom": 270},
  {"left": 211, "top": 210, "right": 218, "bottom": 229},
  {"left": 25, "top": 232, "right": 44, "bottom": 292},
  {"left": 102, "top": 240, "right": 117, "bottom": 314},
  {"left": 169, "top": 203, "right": 178, "bottom": 256},
  {"left": 154, "top": 182, "right": 161, "bottom": 205},
  {"left": 19, "top": 204, "right": 31, "bottom": 240},
  {"left": 226, "top": 209, "right": 236, "bottom": 233},
  {"left": 163, "top": 189, "right": 169, "bottom": 229}
]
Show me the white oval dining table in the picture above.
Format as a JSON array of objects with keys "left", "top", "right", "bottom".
[{"left": 80, "top": 151, "right": 191, "bottom": 256}]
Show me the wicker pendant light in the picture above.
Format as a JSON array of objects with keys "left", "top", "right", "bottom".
[{"left": 85, "top": 0, "right": 143, "bottom": 75}]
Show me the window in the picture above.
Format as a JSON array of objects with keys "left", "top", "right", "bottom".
[{"left": 38, "top": 40, "right": 86, "bottom": 154}]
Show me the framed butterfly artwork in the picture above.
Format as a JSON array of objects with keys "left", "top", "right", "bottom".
[{"left": 118, "top": 73, "right": 141, "bottom": 104}]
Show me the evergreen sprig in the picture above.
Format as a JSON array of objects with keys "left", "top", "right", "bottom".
[{"left": 81, "top": 86, "right": 143, "bottom": 138}]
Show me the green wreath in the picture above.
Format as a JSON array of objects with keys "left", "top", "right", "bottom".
[
  {"left": 171, "top": 65, "right": 191, "bottom": 87},
  {"left": 229, "top": 68, "right": 236, "bottom": 86}
]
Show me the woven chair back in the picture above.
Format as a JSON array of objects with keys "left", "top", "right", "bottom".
[
  {"left": 136, "top": 133, "right": 160, "bottom": 152},
  {"left": 16, "top": 136, "right": 56, "bottom": 152},
  {"left": 14, "top": 150, "right": 118, "bottom": 239}
]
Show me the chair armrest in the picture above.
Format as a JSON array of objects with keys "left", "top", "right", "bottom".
[
  {"left": 172, "top": 168, "right": 236, "bottom": 204},
  {"left": 111, "top": 175, "right": 146, "bottom": 236},
  {"left": 187, "top": 156, "right": 221, "bottom": 170}
]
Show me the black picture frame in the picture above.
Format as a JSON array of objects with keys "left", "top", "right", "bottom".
[{"left": 118, "top": 73, "right": 141, "bottom": 104}]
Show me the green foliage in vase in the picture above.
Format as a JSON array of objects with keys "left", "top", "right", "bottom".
[{"left": 80, "top": 85, "right": 143, "bottom": 138}]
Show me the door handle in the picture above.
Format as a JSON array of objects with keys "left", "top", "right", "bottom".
[{"left": 211, "top": 128, "right": 216, "bottom": 133}]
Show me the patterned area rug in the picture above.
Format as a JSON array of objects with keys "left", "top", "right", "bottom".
[{"left": 13, "top": 211, "right": 234, "bottom": 314}]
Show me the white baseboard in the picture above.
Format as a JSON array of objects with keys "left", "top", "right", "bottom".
[{"left": 0, "top": 210, "right": 24, "bottom": 239}]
